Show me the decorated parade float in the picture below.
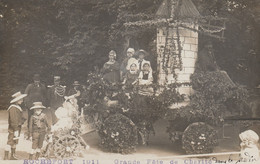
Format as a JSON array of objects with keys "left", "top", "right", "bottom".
[
  {"left": 41, "top": 96, "right": 91, "bottom": 159},
  {"left": 80, "top": 0, "right": 254, "bottom": 155},
  {"left": 41, "top": 0, "right": 258, "bottom": 159}
]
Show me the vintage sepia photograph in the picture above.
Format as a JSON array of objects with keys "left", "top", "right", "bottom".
[{"left": 0, "top": 0, "right": 259, "bottom": 163}]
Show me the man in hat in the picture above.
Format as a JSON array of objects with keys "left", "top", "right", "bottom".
[
  {"left": 4, "top": 92, "right": 27, "bottom": 160},
  {"left": 67, "top": 81, "right": 81, "bottom": 98},
  {"left": 120, "top": 48, "right": 137, "bottom": 80},
  {"left": 134, "top": 49, "right": 152, "bottom": 71},
  {"left": 28, "top": 102, "right": 50, "bottom": 160},
  {"left": 197, "top": 41, "right": 218, "bottom": 72},
  {"left": 47, "top": 76, "right": 66, "bottom": 124},
  {"left": 24, "top": 74, "right": 47, "bottom": 129}
]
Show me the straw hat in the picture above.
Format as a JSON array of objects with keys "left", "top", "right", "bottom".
[
  {"left": 30, "top": 102, "right": 46, "bottom": 110},
  {"left": 10, "top": 92, "right": 27, "bottom": 104}
]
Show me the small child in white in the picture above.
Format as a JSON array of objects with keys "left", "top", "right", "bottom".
[
  {"left": 239, "top": 129, "right": 259, "bottom": 162},
  {"left": 137, "top": 63, "right": 154, "bottom": 95},
  {"left": 138, "top": 63, "right": 153, "bottom": 85}
]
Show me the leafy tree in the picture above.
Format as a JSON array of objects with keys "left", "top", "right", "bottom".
[
  {"left": 194, "top": 0, "right": 260, "bottom": 87},
  {"left": 0, "top": 0, "right": 259, "bottom": 109}
]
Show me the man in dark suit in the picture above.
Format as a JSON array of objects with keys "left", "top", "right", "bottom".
[{"left": 24, "top": 74, "right": 47, "bottom": 129}]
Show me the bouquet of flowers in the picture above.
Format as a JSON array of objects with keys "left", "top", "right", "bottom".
[{"left": 98, "top": 113, "right": 138, "bottom": 154}]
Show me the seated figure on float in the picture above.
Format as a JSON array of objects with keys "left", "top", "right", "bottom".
[
  {"left": 137, "top": 63, "right": 154, "bottom": 96},
  {"left": 51, "top": 95, "right": 79, "bottom": 132}
]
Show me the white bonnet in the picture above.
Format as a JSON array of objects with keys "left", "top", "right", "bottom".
[{"left": 239, "top": 130, "right": 259, "bottom": 143}]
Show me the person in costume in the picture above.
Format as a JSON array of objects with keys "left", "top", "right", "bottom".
[
  {"left": 137, "top": 63, "right": 154, "bottom": 95},
  {"left": 138, "top": 63, "right": 153, "bottom": 85},
  {"left": 122, "top": 63, "right": 139, "bottom": 92},
  {"left": 24, "top": 74, "right": 47, "bottom": 130},
  {"left": 120, "top": 48, "right": 137, "bottom": 80},
  {"left": 28, "top": 102, "right": 50, "bottom": 160},
  {"left": 4, "top": 92, "right": 27, "bottom": 160},
  {"left": 47, "top": 76, "right": 66, "bottom": 125},
  {"left": 102, "top": 50, "right": 120, "bottom": 84}
]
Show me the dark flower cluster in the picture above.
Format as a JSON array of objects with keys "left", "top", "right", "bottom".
[
  {"left": 181, "top": 122, "right": 218, "bottom": 154},
  {"left": 82, "top": 71, "right": 185, "bottom": 154},
  {"left": 165, "top": 71, "right": 249, "bottom": 154},
  {"left": 98, "top": 113, "right": 138, "bottom": 154}
]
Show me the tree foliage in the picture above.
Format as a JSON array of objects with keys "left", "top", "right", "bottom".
[
  {"left": 0, "top": 0, "right": 259, "bottom": 109},
  {"left": 194, "top": 0, "right": 260, "bottom": 87}
]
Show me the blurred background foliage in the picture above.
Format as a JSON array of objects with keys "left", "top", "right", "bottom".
[{"left": 0, "top": 0, "right": 259, "bottom": 109}]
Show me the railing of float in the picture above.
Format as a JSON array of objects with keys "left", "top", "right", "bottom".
[{"left": 157, "top": 151, "right": 241, "bottom": 159}]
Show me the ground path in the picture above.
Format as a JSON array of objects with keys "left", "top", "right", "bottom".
[{"left": 0, "top": 110, "right": 242, "bottom": 163}]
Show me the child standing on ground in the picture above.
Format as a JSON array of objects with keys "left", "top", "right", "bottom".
[
  {"left": 28, "top": 102, "right": 50, "bottom": 160},
  {"left": 4, "top": 92, "right": 27, "bottom": 160}
]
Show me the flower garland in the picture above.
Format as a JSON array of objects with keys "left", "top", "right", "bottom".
[{"left": 199, "top": 25, "right": 225, "bottom": 34}]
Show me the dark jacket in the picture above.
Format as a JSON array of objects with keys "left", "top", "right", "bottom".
[
  {"left": 24, "top": 83, "right": 47, "bottom": 108},
  {"left": 198, "top": 48, "right": 218, "bottom": 72},
  {"left": 29, "top": 113, "right": 50, "bottom": 135},
  {"left": 8, "top": 105, "right": 26, "bottom": 131}
]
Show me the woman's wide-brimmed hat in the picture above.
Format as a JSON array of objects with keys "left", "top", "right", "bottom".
[
  {"left": 73, "top": 81, "right": 80, "bottom": 86},
  {"left": 10, "top": 92, "right": 27, "bottom": 104},
  {"left": 30, "top": 102, "right": 46, "bottom": 110}
]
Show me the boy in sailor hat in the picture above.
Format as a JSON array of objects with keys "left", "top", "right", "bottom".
[
  {"left": 3, "top": 92, "right": 27, "bottom": 160},
  {"left": 28, "top": 102, "right": 50, "bottom": 160}
]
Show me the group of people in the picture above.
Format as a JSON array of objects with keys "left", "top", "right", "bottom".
[
  {"left": 3, "top": 47, "right": 154, "bottom": 160},
  {"left": 101, "top": 48, "right": 154, "bottom": 95},
  {"left": 4, "top": 74, "right": 83, "bottom": 160},
  {"left": 4, "top": 91, "right": 49, "bottom": 160}
]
